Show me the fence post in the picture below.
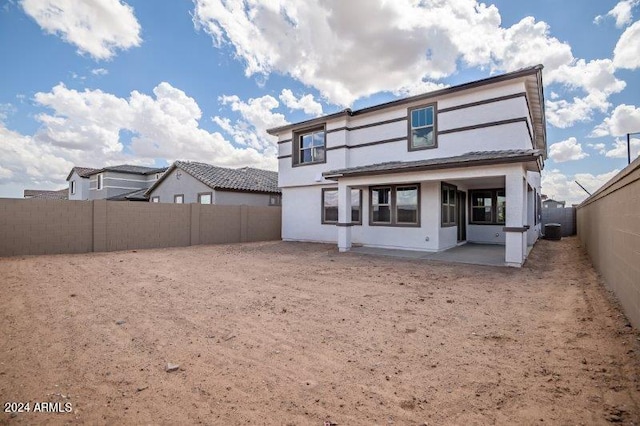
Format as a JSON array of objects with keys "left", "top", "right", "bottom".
[
  {"left": 240, "top": 205, "right": 248, "bottom": 243},
  {"left": 93, "top": 200, "right": 108, "bottom": 252},
  {"left": 190, "top": 203, "right": 200, "bottom": 246}
]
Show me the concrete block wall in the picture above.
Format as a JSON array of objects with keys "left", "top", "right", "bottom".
[
  {"left": 0, "top": 199, "right": 281, "bottom": 257},
  {"left": 105, "top": 201, "right": 191, "bottom": 251},
  {"left": 577, "top": 158, "right": 640, "bottom": 328},
  {"left": 0, "top": 199, "right": 93, "bottom": 256}
]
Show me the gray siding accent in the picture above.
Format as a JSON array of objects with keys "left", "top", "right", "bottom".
[{"left": 89, "top": 171, "right": 156, "bottom": 200}]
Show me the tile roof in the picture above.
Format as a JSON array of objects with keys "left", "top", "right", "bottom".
[
  {"left": 23, "top": 188, "right": 69, "bottom": 200},
  {"left": 87, "top": 165, "right": 168, "bottom": 176},
  {"left": 66, "top": 166, "right": 100, "bottom": 180},
  {"left": 151, "top": 161, "right": 280, "bottom": 194},
  {"left": 323, "top": 149, "right": 543, "bottom": 179},
  {"left": 107, "top": 188, "right": 149, "bottom": 201}
]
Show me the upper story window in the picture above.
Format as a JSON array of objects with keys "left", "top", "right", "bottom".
[
  {"left": 174, "top": 194, "right": 184, "bottom": 204},
  {"left": 408, "top": 104, "right": 436, "bottom": 150},
  {"left": 70, "top": 180, "right": 76, "bottom": 195},
  {"left": 151, "top": 196, "right": 160, "bottom": 203},
  {"left": 293, "top": 127, "right": 325, "bottom": 166},
  {"left": 97, "top": 174, "right": 103, "bottom": 190}
]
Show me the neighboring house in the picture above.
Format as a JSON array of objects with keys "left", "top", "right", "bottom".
[
  {"left": 85, "top": 165, "right": 168, "bottom": 201},
  {"left": 66, "top": 166, "right": 99, "bottom": 200},
  {"left": 23, "top": 189, "right": 69, "bottom": 200},
  {"left": 543, "top": 199, "right": 565, "bottom": 208},
  {"left": 268, "top": 65, "right": 547, "bottom": 267},
  {"left": 146, "top": 161, "right": 281, "bottom": 206}
]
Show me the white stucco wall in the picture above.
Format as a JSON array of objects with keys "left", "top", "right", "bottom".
[{"left": 275, "top": 74, "right": 543, "bottom": 261}]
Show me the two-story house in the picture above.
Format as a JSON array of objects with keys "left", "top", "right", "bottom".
[
  {"left": 66, "top": 167, "right": 99, "bottom": 200},
  {"left": 84, "top": 165, "right": 168, "bottom": 201},
  {"left": 267, "top": 65, "right": 547, "bottom": 267}
]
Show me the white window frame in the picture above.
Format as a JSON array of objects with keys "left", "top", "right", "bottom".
[
  {"left": 408, "top": 104, "right": 437, "bottom": 151},
  {"left": 174, "top": 194, "right": 184, "bottom": 204},
  {"left": 97, "top": 174, "right": 103, "bottom": 190},
  {"left": 70, "top": 180, "right": 76, "bottom": 195}
]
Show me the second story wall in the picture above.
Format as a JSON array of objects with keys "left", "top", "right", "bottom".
[
  {"left": 68, "top": 172, "right": 90, "bottom": 200},
  {"left": 89, "top": 171, "right": 154, "bottom": 200},
  {"left": 278, "top": 79, "right": 537, "bottom": 188}
]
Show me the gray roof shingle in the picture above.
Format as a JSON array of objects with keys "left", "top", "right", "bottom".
[
  {"left": 23, "top": 188, "right": 69, "bottom": 200},
  {"left": 66, "top": 166, "right": 100, "bottom": 181},
  {"left": 87, "top": 165, "right": 168, "bottom": 176},
  {"left": 160, "top": 161, "right": 280, "bottom": 194},
  {"left": 107, "top": 188, "right": 149, "bottom": 201},
  {"left": 323, "top": 149, "right": 543, "bottom": 179}
]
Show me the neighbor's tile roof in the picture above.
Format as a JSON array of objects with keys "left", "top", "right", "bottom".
[
  {"left": 66, "top": 166, "right": 100, "bottom": 180},
  {"left": 87, "top": 165, "right": 168, "bottom": 176},
  {"left": 323, "top": 149, "right": 543, "bottom": 179},
  {"left": 23, "top": 188, "right": 69, "bottom": 200},
  {"left": 173, "top": 161, "right": 280, "bottom": 193},
  {"left": 107, "top": 188, "right": 149, "bottom": 201}
]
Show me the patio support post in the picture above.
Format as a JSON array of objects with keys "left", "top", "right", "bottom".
[
  {"left": 504, "top": 172, "right": 526, "bottom": 267},
  {"left": 337, "top": 182, "right": 352, "bottom": 252}
]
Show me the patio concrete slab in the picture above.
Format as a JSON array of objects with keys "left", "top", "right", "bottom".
[{"left": 350, "top": 243, "right": 506, "bottom": 267}]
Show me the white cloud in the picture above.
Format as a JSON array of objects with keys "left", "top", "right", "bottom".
[
  {"left": 0, "top": 82, "right": 280, "bottom": 196},
  {"left": 192, "top": 1, "right": 582, "bottom": 106},
  {"left": 595, "top": 0, "right": 639, "bottom": 28},
  {"left": 591, "top": 104, "right": 640, "bottom": 137},
  {"left": 0, "top": 123, "right": 74, "bottom": 192},
  {"left": 548, "top": 137, "right": 589, "bottom": 163},
  {"left": 587, "top": 142, "right": 607, "bottom": 154},
  {"left": 604, "top": 137, "right": 640, "bottom": 159},
  {"left": 213, "top": 94, "right": 287, "bottom": 152},
  {"left": 541, "top": 168, "right": 620, "bottom": 206},
  {"left": 91, "top": 68, "right": 109, "bottom": 76},
  {"left": 21, "top": 0, "right": 142, "bottom": 60},
  {"left": 192, "top": 0, "right": 626, "bottom": 131},
  {"left": 545, "top": 59, "right": 625, "bottom": 128},
  {"left": 0, "top": 103, "right": 16, "bottom": 122},
  {"left": 613, "top": 20, "right": 640, "bottom": 69},
  {"left": 279, "top": 89, "right": 323, "bottom": 116}
]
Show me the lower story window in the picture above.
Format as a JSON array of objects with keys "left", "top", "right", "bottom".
[
  {"left": 370, "top": 184, "right": 420, "bottom": 226},
  {"left": 441, "top": 183, "right": 457, "bottom": 227},
  {"left": 470, "top": 189, "right": 505, "bottom": 224},
  {"left": 198, "top": 193, "right": 212, "bottom": 204},
  {"left": 322, "top": 188, "right": 362, "bottom": 224}
]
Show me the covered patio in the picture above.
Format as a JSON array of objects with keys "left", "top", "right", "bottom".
[{"left": 350, "top": 242, "right": 507, "bottom": 267}]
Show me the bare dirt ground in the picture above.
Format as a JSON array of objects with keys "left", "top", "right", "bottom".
[{"left": 1, "top": 237, "right": 639, "bottom": 425}]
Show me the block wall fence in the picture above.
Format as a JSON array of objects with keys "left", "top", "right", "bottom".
[
  {"left": 577, "top": 157, "right": 640, "bottom": 328},
  {"left": 0, "top": 199, "right": 281, "bottom": 257}
]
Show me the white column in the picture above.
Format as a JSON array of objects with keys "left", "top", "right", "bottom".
[
  {"left": 337, "top": 182, "right": 352, "bottom": 252},
  {"left": 505, "top": 171, "right": 526, "bottom": 267}
]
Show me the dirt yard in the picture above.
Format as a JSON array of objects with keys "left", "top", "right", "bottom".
[{"left": 1, "top": 237, "right": 639, "bottom": 425}]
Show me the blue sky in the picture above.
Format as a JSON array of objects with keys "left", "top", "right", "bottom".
[{"left": 0, "top": 0, "right": 639, "bottom": 204}]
